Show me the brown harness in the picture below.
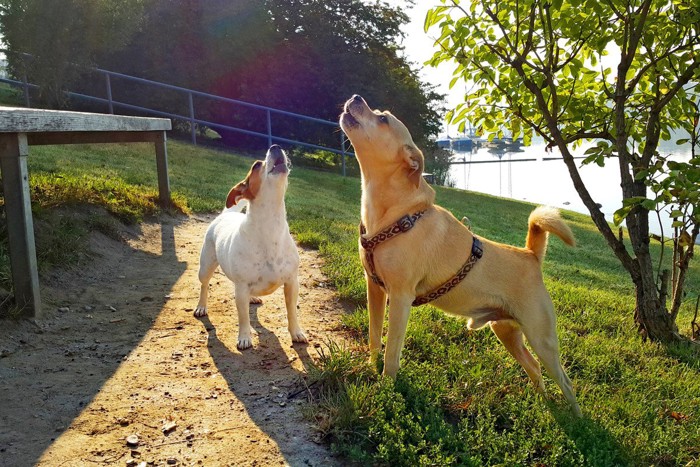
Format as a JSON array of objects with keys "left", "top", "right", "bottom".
[{"left": 359, "top": 210, "right": 483, "bottom": 306}]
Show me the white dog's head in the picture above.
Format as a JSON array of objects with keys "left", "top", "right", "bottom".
[
  {"left": 339, "top": 94, "right": 424, "bottom": 187},
  {"left": 226, "top": 144, "right": 290, "bottom": 208}
]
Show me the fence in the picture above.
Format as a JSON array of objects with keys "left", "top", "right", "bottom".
[{"left": 0, "top": 51, "right": 353, "bottom": 175}]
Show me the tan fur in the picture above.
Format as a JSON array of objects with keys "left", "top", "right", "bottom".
[
  {"left": 526, "top": 206, "right": 575, "bottom": 264},
  {"left": 339, "top": 95, "right": 581, "bottom": 416}
]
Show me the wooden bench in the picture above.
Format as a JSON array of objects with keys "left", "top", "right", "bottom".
[{"left": 0, "top": 107, "right": 172, "bottom": 318}]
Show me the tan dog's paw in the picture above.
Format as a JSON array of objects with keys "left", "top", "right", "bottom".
[
  {"left": 289, "top": 328, "right": 308, "bottom": 344},
  {"left": 193, "top": 306, "right": 208, "bottom": 317},
  {"left": 250, "top": 297, "right": 263, "bottom": 305}
]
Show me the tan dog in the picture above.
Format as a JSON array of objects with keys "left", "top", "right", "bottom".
[{"left": 339, "top": 95, "right": 581, "bottom": 416}]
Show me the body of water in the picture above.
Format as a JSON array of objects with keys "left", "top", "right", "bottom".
[{"left": 447, "top": 137, "right": 695, "bottom": 236}]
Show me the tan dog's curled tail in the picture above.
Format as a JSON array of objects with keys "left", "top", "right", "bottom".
[{"left": 525, "top": 206, "right": 575, "bottom": 264}]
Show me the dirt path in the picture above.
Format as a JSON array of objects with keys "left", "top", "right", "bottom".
[{"left": 0, "top": 214, "right": 350, "bottom": 467}]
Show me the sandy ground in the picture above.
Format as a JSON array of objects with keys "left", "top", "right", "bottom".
[{"left": 0, "top": 213, "right": 352, "bottom": 467}]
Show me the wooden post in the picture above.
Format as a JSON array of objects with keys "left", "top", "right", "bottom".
[
  {"left": 155, "top": 131, "right": 171, "bottom": 208},
  {"left": 0, "top": 133, "right": 41, "bottom": 317}
]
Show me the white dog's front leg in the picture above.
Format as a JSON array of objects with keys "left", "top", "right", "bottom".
[
  {"left": 367, "top": 278, "right": 387, "bottom": 364},
  {"left": 194, "top": 283, "right": 210, "bottom": 317},
  {"left": 284, "top": 277, "right": 307, "bottom": 343},
  {"left": 234, "top": 284, "right": 254, "bottom": 350},
  {"left": 382, "top": 294, "right": 413, "bottom": 378}
]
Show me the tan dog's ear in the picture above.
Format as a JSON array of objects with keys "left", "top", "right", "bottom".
[
  {"left": 225, "top": 181, "right": 248, "bottom": 208},
  {"left": 402, "top": 145, "right": 424, "bottom": 187}
]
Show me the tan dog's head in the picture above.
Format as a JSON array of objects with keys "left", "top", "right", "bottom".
[
  {"left": 339, "top": 94, "right": 424, "bottom": 187},
  {"left": 226, "top": 144, "right": 290, "bottom": 208}
]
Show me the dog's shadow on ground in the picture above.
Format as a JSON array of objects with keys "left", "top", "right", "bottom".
[
  {"left": 0, "top": 216, "right": 189, "bottom": 465},
  {"left": 198, "top": 304, "right": 325, "bottom": 464}
]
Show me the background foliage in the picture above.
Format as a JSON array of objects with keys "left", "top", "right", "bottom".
[{"left": 0, "top": 0, "right": 444, "bottom": 151}]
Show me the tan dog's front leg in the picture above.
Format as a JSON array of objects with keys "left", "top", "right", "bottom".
[
  {"left": 367, "top": 279, "right": 387, "bottom": 364},
  {"left": 284, "top": 277, "right": 307, "bottom": 343},
  {"left": 382, "top": 294, "right": 412, "bottom": 377},
  {"left": 234, "top": 284, "right": 254, "bottom": 350}
]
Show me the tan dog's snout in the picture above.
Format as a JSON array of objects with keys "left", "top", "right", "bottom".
[
  {"left": 344, "top": 94, "right": 368, "bottom": 114},
  {"left": 340, "top": 94, "right": 369, "bottom": 129}
]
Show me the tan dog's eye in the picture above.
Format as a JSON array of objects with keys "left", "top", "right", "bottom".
[
  {"left": 253, "top": 161, "right": 263, "bottom": 170},
  {"left": 379, "top": 115, "right": 389, "bottom": 124}
]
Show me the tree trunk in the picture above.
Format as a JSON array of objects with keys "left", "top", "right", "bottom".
[{"left": 634, "top": 280, "right": 682, "bottom": 342}]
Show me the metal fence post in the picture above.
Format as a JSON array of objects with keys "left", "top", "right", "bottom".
[
  {"left": 105, "top": 73, "right": 114, "bottom": 114},
  {"left": 22, "top": 71, "right": 30, "bottom": 107},
  {"left": 341, "top": 134, "right": 347, "bottom": 177},
  {"left": 266, "top": 109, "right": 272, "bottom": 148},
  {"left": 188, "top": 92, "right": 196, "bottom": 145}
]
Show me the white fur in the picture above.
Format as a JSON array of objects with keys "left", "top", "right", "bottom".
[{"left": 194, "top": 146, "right": 306, "bottom": 350}]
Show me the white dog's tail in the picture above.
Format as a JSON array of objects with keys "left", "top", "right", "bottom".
[{"left": 525, "top": 206, "right": 575, "bottom": 265}]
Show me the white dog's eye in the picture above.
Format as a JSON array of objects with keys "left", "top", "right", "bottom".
[{"left": 379, "top": 115, "right": 389, "bottom": 124}]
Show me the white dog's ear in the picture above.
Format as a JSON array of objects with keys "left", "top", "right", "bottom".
[
  {"left": 225, "top": 160, "right": 263, "bottom": 208},
  {"left": 402, "top": 145, "right": 424, "bottom": 187},
  {"left": 225, "top": 182, "right": 248, "bottom": 208}
]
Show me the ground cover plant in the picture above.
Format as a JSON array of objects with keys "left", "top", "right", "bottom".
[{"left": 1, "top": 140, "right": 698, "bottom": 465}]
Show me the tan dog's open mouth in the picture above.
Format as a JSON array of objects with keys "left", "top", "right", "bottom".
[
  {"left": 340, "top": 111, "right": 359, "bottom": 128},
  {"left": 340, "top": 94, "right": 368, "bottom": 130}
]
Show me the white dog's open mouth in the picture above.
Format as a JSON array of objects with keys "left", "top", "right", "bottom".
[
  {"left": 269, "top": 156, "right": 289, "bottom": 175},
  {"left": 266, "top": 145, "right": 289, "bottom": 175}
]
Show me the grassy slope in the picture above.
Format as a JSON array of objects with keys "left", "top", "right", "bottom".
[{"left": 4, "top": 139, "right": 700, "bottom": 465}]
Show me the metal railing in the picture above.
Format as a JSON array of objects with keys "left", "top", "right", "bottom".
[{"left": 0, "top": 52, "right": 353, "bottom": 175}]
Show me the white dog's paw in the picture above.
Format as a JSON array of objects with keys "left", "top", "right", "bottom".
[
  {"left": 289, "top": 328, "right": 308, "bottom": 344},
  {"left": 237, "top": 334, "right": 253, "bottom": 350},
  {"left": 250, "top": 297, "right": 263, "bottom": 305},
  {"left": 194, "top": 306, "right": 208, "bottom": 317}
]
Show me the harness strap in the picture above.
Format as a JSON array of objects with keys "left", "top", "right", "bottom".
[
  {"left": 412, "top": 236, "right": 482, "bottom": 306},
  {"left": 360, "top": 211, "right": 425, "bottom": 289},
  {"left": 359, "top": 210, "right": 484, "bottom": 306}
]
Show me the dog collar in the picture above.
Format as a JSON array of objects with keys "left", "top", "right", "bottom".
[{"left": 359, "top": 211, "right": 483, "bottom": 306}]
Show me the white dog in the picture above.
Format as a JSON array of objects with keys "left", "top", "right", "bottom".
[{"left": 194, "top": 145, "right": 307, "bottom": 350}]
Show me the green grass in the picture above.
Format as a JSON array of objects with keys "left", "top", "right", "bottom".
[
  {"left": 0, "top": 83, "right": 25, "bottom": 107},
  {"left": 1, "top": 139, "right": 699, "bottom": 465}
]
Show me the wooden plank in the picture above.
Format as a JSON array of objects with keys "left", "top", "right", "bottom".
[
  {"left": 27, "top": 130, "right": 161, "bottom": 146},
  {"left": 0, "top": 133, "right": 41, "bottom": 317},
  {"left": 0, "top": 107, "right": 171, "bottom": 133}
]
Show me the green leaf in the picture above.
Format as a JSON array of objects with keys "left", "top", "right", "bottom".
[
  {"left": 613, "top": 206, "right": 632, "bottom": 226},
  {"left": 641, "top": 199, "right": 657, "bottom": 211}
]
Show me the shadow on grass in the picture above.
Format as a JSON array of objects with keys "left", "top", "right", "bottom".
[
  {"left": 548, "top": 401, "right": 632, "bottom": 466},
  {"left": 664, "top": 339, "right": 700, "bottom": 369}
]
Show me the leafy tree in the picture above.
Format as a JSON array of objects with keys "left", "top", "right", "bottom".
[
  {"left": 426, "top": 0, "right": 700, "bottom": 342},
  {"left": 1, "top": 0, "right": 443, "bottom": 154},
  {"left": 0, "top": 0, "right": 144, "bottom": 107},
  {"left": 213, "top": 0, "right": 444, "bottom": 149}
]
